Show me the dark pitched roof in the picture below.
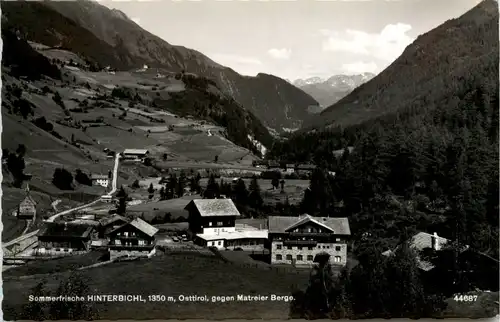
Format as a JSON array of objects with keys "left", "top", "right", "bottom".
[
  {"left": 109, "top": 217, "right": 159, "bottom": 237},
  {"left": 38, "top": 223, "right": 93, "bottom": 239},
  {"left": 268, "top": 215, "right": 350, "bottom": 235},
  {"left": 98, "top": 214, "right": 129, "bottom": 227},
  {"left": 185, "top": 199, "right": 241, "bottom": 217}
]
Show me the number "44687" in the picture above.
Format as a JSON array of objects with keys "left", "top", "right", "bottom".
[{"left": 454, "top": 294, "right": 478, "bottom": 302}]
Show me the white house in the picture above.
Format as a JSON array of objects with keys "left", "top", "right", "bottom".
[
  {"left": 285, "top": 164, "right": 295, "bottom": 174},
  {"left": 122, "top": 149, "right": 149, "bottom": 161},
  {"left": 91, "top": 174, "right": 109, "bottom": 188},
  {"left": 185, "top": 199, "right": 268, "bottom": 250}
]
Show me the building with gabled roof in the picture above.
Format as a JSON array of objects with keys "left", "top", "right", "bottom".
[
  {"left": 185, "top": 199, "right": 268, "bottom": 250},
  {"left": 382, "top": 232, "right": 450, "bottom": 271},
  {"left": 36, "top": 223, "right": 95, "bottom": 255},
  {"left": 107, "top": 217, "right": 159, "bottom": 258},
  {"left": 16, "top": 184, "right": 37, "bottom": 219},
  {"left": 122, "top": 149, "right": 149, "bottom": 161},
  {"left": 382, "top": 231, "right": 500, "bottom": 293},
  {"left": 91, "top": 174, "right": 109, "bottom": 188},
  {"left": 267, "top": 214, "right": 351, "bottom": 267},
  {"left": 185, "top": 199, "right": 241, "bottom": 235}
]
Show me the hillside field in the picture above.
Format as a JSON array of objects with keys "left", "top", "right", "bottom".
[{"left": 2, "top": 252, "right": 310, "bottom": 320}]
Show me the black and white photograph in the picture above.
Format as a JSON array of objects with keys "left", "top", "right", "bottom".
[{"left": 1, "top": 0, "right": 499, "bottom": 320}]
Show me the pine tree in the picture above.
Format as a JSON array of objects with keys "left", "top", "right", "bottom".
[
  {"left": 204, "top": 174, "right": 219, "bottom": 199},
  {"left": 48, "top": 272, "right": 98, "bottom": 320},
  {"left": 23, "top": 280, "right": 48, "bottom": 320},
  {"left": 234, "top": 179, "right": 248, "bottom": 206},
  {"left": 148, "top": 183, "right": 155, "bottom": 199},
  {"left": 116, "top": 186, "right": 127, "bottom": 215},
  {"left": 248, "top": 176, "right": 263, "bottom": 209}
]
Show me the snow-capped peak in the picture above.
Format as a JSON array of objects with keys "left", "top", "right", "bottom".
[{"left": 293, "top": 77, "right": 325, "bottom": 87}]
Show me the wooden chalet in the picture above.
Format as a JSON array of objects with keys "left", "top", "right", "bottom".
[
  {"left": 185, "top": 199, "right": 241, "bottom": 236},
  {"left": 107, "top": 217, "right": 159, "bottom": 258},
  {"left": 37, "top": 223, "right": 95, "bottom": 255}
]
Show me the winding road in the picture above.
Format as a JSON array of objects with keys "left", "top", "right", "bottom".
[
  {"left": 46, "top": 153, "right": 120, "bottom": 222},
  {"left": 3, "top": 154, "right": 121, "bottom": 251}
]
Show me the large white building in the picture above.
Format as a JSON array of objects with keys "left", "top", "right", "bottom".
[
  {"left": 185, "top": 199, "right": 268, "bottom": 250},
  {"left": 267, "top": 215, "right": 351, "bottom": 267}
]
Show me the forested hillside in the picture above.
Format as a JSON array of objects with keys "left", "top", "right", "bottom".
[
  {"left": 268, "top": 0, "right": 499, "bottom": 260},
  {"left": 304, "top": 0, "right": 498, "bottom": 130}
]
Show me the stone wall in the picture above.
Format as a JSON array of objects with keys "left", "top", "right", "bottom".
[{"left": 270, "top": 241, "right": 347, "bottom": 266}]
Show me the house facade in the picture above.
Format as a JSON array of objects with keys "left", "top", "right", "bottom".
[
  {"left": 107, "top": 217, "right": 158, "bottom": 258},
  {"left": 36, "top": 223, "right": 95, "bottom": 255},
  {"left": 91, "top": 174, "right": 109, "bottom": 188},
  {"left": 267, "top": 215, "right": 350, "bottom": 267},
  {"left": 185, "top": 199, "right": 268, "bottom": 250},
  {"left": 185, "top": 199, "right": 241, "bottom": 236},
  {"left": 122, "top": 149, "right": 149, "bottom": 161},
  {"left": 16, "top": 187, "right": 37, "bottom": 219}
]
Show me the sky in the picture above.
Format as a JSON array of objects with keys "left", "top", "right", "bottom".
[{"left": 103, "top": 0, "right": 482, "bottom": 81}]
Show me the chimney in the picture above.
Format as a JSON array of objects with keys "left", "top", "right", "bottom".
[{"left": 431, "top": 232, "right": 440, "bottom": 251}]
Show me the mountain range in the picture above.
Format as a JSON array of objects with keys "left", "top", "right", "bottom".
[
  {"left": 293, "top": 73, "right": 375, "bottom": 110},
  {"left": 303, "top": 0, "right": 498, "bottom": 131},
  {"left": 2, "top": 0, "right": 319, "bottom": 134}
]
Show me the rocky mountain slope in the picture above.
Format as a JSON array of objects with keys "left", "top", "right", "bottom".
[
  {"left": 293, "top": 73, "right": 375, "bottom": 110},
  {"left": 1, "top": 0, "right": 319, "bottom": 133},
  {"left": 304, "top": 0, "right": 498, "bottom": 130}
]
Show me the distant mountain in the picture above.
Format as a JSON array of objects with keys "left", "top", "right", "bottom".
[
  {"left": 293, "top": 77, "right": 326, "bottom": 87},
  {"left": 293, "top": 73, "right": 375, "bottom": 109},
  {"left": 1, "top": 0, "right": 318, "bottom": 133},
  {"left": 304, "top": 0, "right": 498, "bottom": 130}
]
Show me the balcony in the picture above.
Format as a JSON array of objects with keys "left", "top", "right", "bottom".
[
  {"left": 288, "top": 232, "right": 335, "bottom": 237},
  {"left": 283, "top": 240, "right": 318, "bottom": 246},
  {"left": 108, "top": 244, "right": 154, "bottom": 250}
]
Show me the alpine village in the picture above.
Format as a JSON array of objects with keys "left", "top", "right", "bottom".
[{"left": 1, "top": 0, "right": 499, "bottom": 320}]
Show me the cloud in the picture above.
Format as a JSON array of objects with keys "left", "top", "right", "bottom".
[
  {"left": 209, "top": 53, "right": 263, "bottom": 76},
  {"left": 321, "top": 23, "right": 414, "bottom": 62},
  {"left": 131, "top": 17, "right": 141, "bottom": 25},
  {"left": 341, "top": 61, "right": 378, "bottom": 74},
  {"left": 267, "top": 48, "right": 292, "bottom": 60}
]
